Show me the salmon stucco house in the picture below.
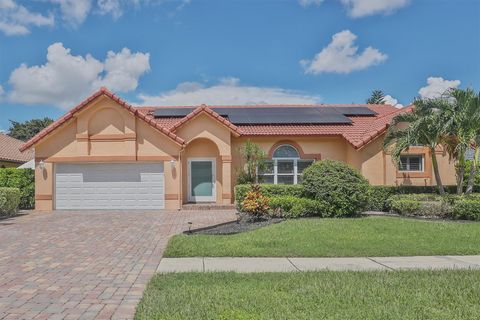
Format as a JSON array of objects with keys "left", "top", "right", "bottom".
[{"left": 20, "top": 87, "right": 456, "bottom": 211}]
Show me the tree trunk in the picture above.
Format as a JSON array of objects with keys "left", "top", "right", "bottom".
[
  {"left": 456, "top": 152, "right": 466, "bottom": 195},
  {"left": 431, "top": 149, "right": 445, "bottom": 195},
  {"left": 466, "top": 147, "right": 479, "bottom": 194}
]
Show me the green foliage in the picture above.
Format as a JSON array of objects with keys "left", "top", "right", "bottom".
[
  {"left": 366, "top": 90, "right": 386, "bottom": 104},
  {"left": 302, "top": 160, "right": 370, "bottom": 216},
  {"left": 240, "top": 185, "right": 270, "bottom": 218},
  {"left": 452, "top": 198, "right": 480, "bottom": 221},
  {"left": 0, "top": 187, "right": 21, "bottom": 216},
  {"left": 8, "top": 117, "right": 53, "bottom": 141},
  {"left": 269, "top": 196, "right": 331, "bottom": 218},
  {"left": 235, "top": 184, "right": 304, "bottom": 205},
  {"left": 389, "top": 194, "right": 454, "bottom": 218},
  {"left": 0, "top": 168, "right": 35, "bottom": 209},
  {"left": 236, "top": 140, "right": 266, "bottom": 184}
]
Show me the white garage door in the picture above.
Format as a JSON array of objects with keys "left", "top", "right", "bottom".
[{"left": 55, "top": 163, "right": 164, "bottom": 210}]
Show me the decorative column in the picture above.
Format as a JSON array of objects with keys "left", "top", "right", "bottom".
[{"left": 221, "top": 155, "right": 232, "bottom": 205}]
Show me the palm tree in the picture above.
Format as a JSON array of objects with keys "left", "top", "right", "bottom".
[
  {"left": 384, "top": 98, "right": 449, "bottom": 195},
  {"left": 441, "top": 88, "right": 480, "bottom": 194},
  {"left": 366, "top": 90, "right": 386, "bottom": 104}
]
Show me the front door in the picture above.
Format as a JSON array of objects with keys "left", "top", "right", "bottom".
[{"left": 188, "top": 158, "right": 216, "bottom": 202}]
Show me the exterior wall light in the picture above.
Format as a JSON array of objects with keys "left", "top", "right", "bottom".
[{"left": 38, "top": 160, "right": 45, "bottom": 170}]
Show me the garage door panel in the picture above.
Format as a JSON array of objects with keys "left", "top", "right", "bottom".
[{"left": 55, "top": 163, "right": 164, "bottom": 210}]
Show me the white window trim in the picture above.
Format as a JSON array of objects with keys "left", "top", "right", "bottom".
[
  {"left": 257, "top": 145, "right": 314, "bottom": 185},
  {"left": 399, "top": 155, "right": 424, "bottom": 172}
]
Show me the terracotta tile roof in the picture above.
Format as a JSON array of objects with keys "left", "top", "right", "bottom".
[
  {"left": 0, "top": 133, "right": 34, "bottom": 163},
  {"left": 21, "top": 87, "right": 409, "bottom": 152},
  {"left": 143, "top": 103, "right": 408, "bottom": 149},
  {"left": 169, "top": 105, "right": 242, "bottom": 137},
  {"left": 21, "top": 88, "right": 185, "bottom": 152}
]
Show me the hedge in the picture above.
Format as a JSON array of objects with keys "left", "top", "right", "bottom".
[
  {"left": 453, "top": 199, "right": 480, "bottom": 221},
  {"left": 0, "top": 168, "right": 35, "bottom": 209},
  {"left": 366, "top": 185, "right": 461, "bottom": 212},
  {"left": 269, "top": 196, "right": 332, "bottom": 218},
  {"left": 235, "top": 184, "right": 304, "bottom": 205},
  {"left": 388, "top": 193, "right": 480, "bottom": 221},
  {"left": 0, "top": 187, "right": 21, "bottom": 216}
]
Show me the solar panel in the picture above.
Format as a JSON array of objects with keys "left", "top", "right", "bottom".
[
  {"left": 152, "top": 106, "right": 376, "bottom": 124},
  {"left": 334, "top": 107, "right": 377, "bottom": 116},
  {"left": 153, "top": 108, "right": 195, "bottom": 117},
  {"left": 213, "top": 107, "right": 352, "bottom": 124}
]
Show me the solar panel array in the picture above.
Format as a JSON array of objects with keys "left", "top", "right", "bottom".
[{"left": 152, "top": 106, "right": 376, "bottom": 125}]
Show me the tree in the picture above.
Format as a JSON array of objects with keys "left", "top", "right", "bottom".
[
  {"left": 8, "top": 118, "right": 54, "bottom": 141},
  {"left": 237, "top": 140, "right": 266, "bottom": 184},
  {"left": 440, "top": 88, "right": 480, "bottom": 194},
  {"left": 384, "top": 98, "right": 449, "bottom": 195},
  {"left": 366, "top": 90, "right": 386, "bottom": 104}
]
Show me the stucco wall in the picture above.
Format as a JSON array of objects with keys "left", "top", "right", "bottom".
[{"left": 34, "top": 96, "right": 182, "bottom": 210}]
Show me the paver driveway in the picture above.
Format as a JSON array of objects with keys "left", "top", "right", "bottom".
[{"left": 0, "top": 210, "right": 236, "bottom": 320}]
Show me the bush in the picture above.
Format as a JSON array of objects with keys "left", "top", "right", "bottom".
[
  {"left": 302, "top": 160, "right": 369, "bottom": 216},
  {"left": 452, "top": 198, "right": 480, "bottom": 221},
  {"left": 366, "top": 185, "right": 460, "bottom": 212},
  {"left": 0, "top": 187, "right": 21, "bottom": 216},
  {"left": 235, "top": 184, "right": 304, "bottom": 205},
  {"left": 269, "top": 196, "right": 331, "bottom": 218},
  {"left": 241, "top": 185, "right": 270, "bottom": 218},
  {"left": 0, "top": 168, "right": 35, "bottom": 209},
  {"left": 389, "top": 194, "right": 453, "bottom": 218}
]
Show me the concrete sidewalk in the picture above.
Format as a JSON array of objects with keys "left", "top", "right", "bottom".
[{"left": 157, "top": 255, "right": 480, "bottom": 273}]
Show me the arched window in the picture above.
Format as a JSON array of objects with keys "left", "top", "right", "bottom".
[
  {"left": 272, "top": 145, "right": 299, "bottom": 158},
  {"left": 258, "top": 144, "right": 313, "bottom": 185}
]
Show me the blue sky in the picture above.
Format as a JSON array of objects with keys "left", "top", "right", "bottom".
[{"left": 0, "top": 0, "right": 479, "bottom": 133}]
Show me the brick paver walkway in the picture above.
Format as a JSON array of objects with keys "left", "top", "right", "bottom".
[{"left": 0, "top": 210, "right": 236, "bottom": 320}]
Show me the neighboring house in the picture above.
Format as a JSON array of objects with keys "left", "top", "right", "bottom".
[
  {"left": 21, "top": 88, "right": 456, "bottom": 211},
  {"left": 0, "top": 133, "right": 34, "bottom": 168}
]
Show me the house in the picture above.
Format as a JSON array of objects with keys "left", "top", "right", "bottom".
[
  {"left": 0, "top": 133, "right": 34, "bottom": 168},
  {"left": 21, "top": 87, "right": 456, "bottom": 211}
]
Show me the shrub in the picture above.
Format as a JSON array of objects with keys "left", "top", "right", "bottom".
[
  {"left": 269, "top": 196, "right": 331, "bottom": 218},
  {"left": 389, "top": 194, "right": 453, "bottom": 218},
  {"left": 235, "top": 184, "right": 304, "bottom": 205},
  {"left": 241, "top": 185, "right": 270, "bottom": 218},
  {"left": 366, "top": 185, "right": 460, "bottom": 212},
  {"left": 0, "top": 168, "right": 35, "bottom": 209},
  {"left": 0, "top": 187, "right": 21, "bottom": 216},
  {"left": 452, "top": 198, "right": 480, "bottom": 221},
  {"left": 302, "top": 160, "right": 369, "bottom": 216}
]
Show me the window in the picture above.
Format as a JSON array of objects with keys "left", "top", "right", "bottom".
[
  {"left": 399, "top": 155, "right": 423, "bottom": 172},
  {"left": 257, "top": 144, "right": 314, "bottom": 184}
]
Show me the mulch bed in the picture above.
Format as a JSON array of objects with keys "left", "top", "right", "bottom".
[{"left": 186, "top": 217, "right": 284, "bottom": 235}]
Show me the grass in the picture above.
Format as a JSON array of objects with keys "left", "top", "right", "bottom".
[
  {"left": 135, "top": 270, "right": 480, "bottom": 320},
  {"left": 165, "top": 216, "right": 480, "bottom": 257}
]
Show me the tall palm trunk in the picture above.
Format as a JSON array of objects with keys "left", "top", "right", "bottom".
[
  {"left": 456, "top": 152, "right": 466, "bottom": 194},
  {"left": 466, "top": 146, "right": 479, "bottom": 194},
  {"left": 431, "top": 148, "right": 445, "bottom": 195}
]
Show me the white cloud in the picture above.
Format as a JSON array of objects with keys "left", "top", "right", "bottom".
[
  {"left": 301, "top": 30, "right": 387, "bottom": 74},
  {"left": 0, "top": 0, "right": 54, "bottom": 35},
  {"left": 340, "top": 0, "right": 410, "bottom": 18},
  {"left": 97, "top": 0, "right": 130, "bottom": 19},
  {"left": 8, "top": 42, "right": 150, "bottom": 109},
  {"left": 298, "top": 0, "right": 325, "bottom": 7},
  {"left": 418, "top": 77, "right": 461, "bottom": 99},
  {"left": 48, "top": 0, "right": 92, "bottom": 26},
  {"left": 137, "top": 77, "right": 321, "bottom": 106},
  {"left": 383, "top": 94, "right": 403, "bottom": 108}
]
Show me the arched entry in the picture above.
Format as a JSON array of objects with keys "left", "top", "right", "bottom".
[{"left": 182, "top": 138, "right": 221, "bottom": 203}]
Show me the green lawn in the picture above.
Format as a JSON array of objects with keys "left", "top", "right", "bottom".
[
  {"left": 165, "top": 216, "right": 480, "bottom": 257},
  {"left": 135, "top": 270, "right": 480, "bottom": 320}
]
